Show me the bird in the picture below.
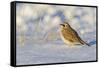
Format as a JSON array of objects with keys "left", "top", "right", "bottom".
[{"left": 59, "top": 22, "right": 90, "bottom": 46}]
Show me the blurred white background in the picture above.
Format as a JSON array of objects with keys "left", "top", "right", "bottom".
[{"left": 0, "top": 0, "right": 99, "bottom": 68}]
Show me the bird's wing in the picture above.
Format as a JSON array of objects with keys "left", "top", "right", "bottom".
[
  {"left": 72, "top": 28, "right": 90, "bottom": 46},
  {"left": 63, "top": 28, "right": 80, "bottom": 42},
  {"left": 71, "top": 28, "right": 84, "bottom": 44}
]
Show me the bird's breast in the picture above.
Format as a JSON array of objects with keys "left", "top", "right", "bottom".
[{"left": 60, "top": 30, "right": 73, "bottom": 45}]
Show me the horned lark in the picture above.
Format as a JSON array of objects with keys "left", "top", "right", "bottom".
[{"left": 60, "top": 22, "right": 90, "bottom": 46}]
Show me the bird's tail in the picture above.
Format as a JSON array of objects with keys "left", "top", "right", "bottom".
[{"left": 80, "top": 39, "right": 90, "bottom": 46}]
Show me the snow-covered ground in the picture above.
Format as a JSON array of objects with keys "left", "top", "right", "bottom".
[{"left": 16, "top": 41, "right": 96, "bottom": 65}]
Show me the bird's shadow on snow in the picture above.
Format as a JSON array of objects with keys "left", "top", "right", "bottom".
[{"left": 88, "top": 40, "right": 96, "bottom": 46}]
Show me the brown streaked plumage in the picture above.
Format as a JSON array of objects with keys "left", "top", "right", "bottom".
[{"left": 60, "top": 22, "right": 90, "bottom": 46}]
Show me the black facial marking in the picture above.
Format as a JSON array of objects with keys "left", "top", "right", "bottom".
[{"left": 60, "top": 24, "right": 65, "bottom": 27}]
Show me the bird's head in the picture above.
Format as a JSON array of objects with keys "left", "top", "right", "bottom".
[{"left": 60, "top": 22, "right": 71, "bottom": 29}]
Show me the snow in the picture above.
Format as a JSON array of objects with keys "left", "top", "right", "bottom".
[{"left": 16, "top": 41, "right": 96, "bottom": 65}]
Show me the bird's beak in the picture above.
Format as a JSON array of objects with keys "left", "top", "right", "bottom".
[{"left": 60, "top": 24, "right": 64, "bottom": 26}]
